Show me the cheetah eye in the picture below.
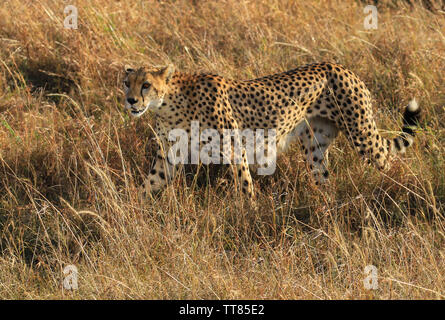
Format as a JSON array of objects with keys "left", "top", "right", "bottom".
[
  {"left": 142, "top": 82, "right": 151, "bottom": 90},
  {"left": 124, "top": 80, "right": 130, "bottom": 88}
]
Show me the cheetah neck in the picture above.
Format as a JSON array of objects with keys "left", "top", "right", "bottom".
[{"left": 154, "top": 73, "right": 203, "bottom": 121}]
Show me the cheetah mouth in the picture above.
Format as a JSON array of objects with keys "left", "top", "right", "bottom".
[{"left": 130, "top": 106, "right": 149, "bottom": 117}]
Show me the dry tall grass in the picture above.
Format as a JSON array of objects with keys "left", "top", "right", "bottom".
[{"left": 0, "top": 0, "right": 444, "bottom": 299}]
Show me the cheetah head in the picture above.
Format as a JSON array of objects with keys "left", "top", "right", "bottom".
[{"left": 123, "top": 64, "right": 175, "bottom": 117}]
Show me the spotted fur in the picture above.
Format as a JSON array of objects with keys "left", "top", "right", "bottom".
[{"left": 123, "top": 62, "right": 421, "bottom": 204}]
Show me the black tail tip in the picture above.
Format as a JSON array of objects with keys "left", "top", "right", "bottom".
[{"left": 402, "top": 99, "right": 421, "bottom": 134}]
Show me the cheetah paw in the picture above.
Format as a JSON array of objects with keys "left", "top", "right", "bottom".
[{"left": 137, "top": 180, "right": 151, "bottom": 202}]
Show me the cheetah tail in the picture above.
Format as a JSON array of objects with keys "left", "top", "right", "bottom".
[{"left": 391, "top": 98, "right": 421, "bottom": 154}]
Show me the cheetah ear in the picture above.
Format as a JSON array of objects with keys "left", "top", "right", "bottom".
[
  {"left": 125, "top": 65, "right": 135, "bottom": 74},
  {"left": 159, "top": 64, "right": 175, "bottom": 83}
]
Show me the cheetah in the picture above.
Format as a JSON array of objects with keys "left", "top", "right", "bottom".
[{"left": 123, "top": 62, "right": 421, "bottom": 204}]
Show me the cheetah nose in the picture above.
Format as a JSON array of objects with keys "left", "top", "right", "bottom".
[{"left": 127, "top": 97, "right": 138, "bottom": 105}]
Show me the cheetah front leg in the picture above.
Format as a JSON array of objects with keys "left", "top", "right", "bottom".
[
  {"left": 238, "top": 148, "right": 256, "bottom": 201},
  {"left": 139, "top": 146, "right": 175, "bottom": 199},
  {"left": 221, "top": 146, "right": 257, "bottom": 208}
]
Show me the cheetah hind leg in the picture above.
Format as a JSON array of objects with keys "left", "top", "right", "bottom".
[
  {"left": 296, "top": 116, "right": 339, "bottom": 185},
  {"left": 343, "top": 98, "right": 421, "bottom": 171}
]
